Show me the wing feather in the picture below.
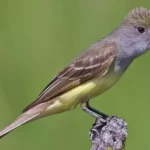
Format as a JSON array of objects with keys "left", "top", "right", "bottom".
[{"left": 23, "top": 41, "right": 116, "bottom": 112}]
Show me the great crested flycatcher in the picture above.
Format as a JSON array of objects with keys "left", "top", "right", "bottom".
[{"left": 0, "top": 7, "right": 150, "bottom": 138}]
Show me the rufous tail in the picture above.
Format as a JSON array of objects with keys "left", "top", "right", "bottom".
[{"left": 0, "top": 112, "right": 39, "bottom": 138}]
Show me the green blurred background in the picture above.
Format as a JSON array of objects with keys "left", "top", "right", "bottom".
[{"left": 0, "top": 0, "right": 150, "bottom": 149}]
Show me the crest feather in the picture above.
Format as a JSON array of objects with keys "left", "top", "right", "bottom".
[{"left": 125, "top": 7, "right": 150, "bottom": 27}]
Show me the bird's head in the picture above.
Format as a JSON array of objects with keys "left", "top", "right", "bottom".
[{"left": 118, "top": 7, "right": 150, "bottom": 58}]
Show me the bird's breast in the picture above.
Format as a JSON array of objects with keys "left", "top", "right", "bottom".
[{"left": 59, "top": 72, "right": 122, "bottom": 109}]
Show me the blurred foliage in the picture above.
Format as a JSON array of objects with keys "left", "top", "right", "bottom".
[{"left": 0, "top": 0, "right": 150, "bottom": 150}]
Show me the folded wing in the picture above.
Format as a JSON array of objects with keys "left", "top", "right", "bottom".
[{"left": 23, "top": 42, "right": 116, "bottom": 112}]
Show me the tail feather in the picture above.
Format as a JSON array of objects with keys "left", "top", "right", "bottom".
[{"left": 0, "top": 113, "right": 39, "bottom": 138}]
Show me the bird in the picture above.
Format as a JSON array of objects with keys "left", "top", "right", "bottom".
[{"left": 0, "top": 7, "right": 150, "bottom": 138}]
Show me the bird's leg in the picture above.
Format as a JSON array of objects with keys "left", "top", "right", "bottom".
[{"left": 81, "top": 101, "right": 109, "bottom": 119}]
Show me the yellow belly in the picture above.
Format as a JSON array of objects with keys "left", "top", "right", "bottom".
[{"left": 44, "top": 72, "right": 122, "bottom": 115}]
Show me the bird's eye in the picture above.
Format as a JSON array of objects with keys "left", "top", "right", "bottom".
[{"left": 137, "top": 27, "right": 145, "bottom": 33}]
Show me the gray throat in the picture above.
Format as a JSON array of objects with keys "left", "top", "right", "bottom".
[{"left": 115, "top": 56, "right": 133, "bottom": 72}]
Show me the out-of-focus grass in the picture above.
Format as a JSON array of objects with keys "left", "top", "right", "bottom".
[{"left": 0, "top": 0, "right": 150, "bottom": 150}]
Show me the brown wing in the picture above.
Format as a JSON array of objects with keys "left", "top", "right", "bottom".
[{"left": 23, "top": 41, "right": 116, "bottom": 112}]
